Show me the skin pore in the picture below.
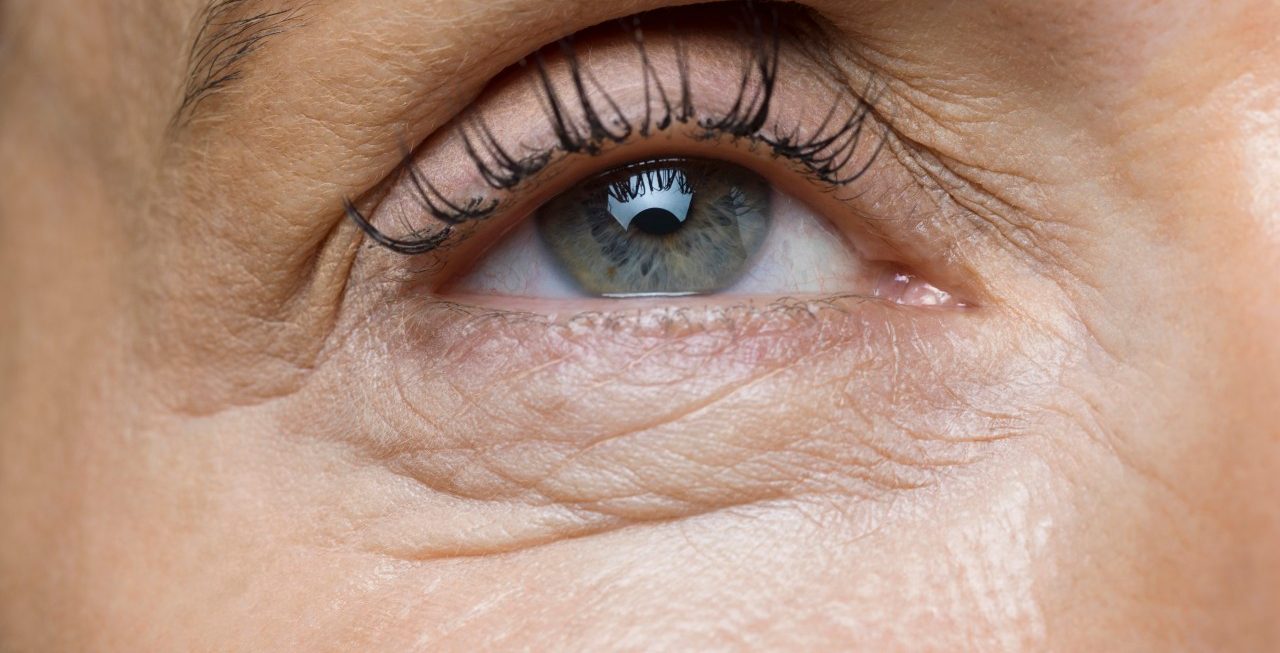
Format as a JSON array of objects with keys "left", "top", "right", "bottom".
[{"left": 1, "top": 0, "right": 1278, "bottom": 650}]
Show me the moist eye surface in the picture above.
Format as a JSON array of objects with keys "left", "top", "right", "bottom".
[{"left": 537, "top": 158, "right": 770, "bottom": 296}]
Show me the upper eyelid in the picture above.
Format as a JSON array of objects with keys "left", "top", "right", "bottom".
[{"left": 347, "top": 3, "right": 892, "bottom": 258}]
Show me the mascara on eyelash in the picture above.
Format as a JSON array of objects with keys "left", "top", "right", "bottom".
[{"left": 347, "top": 0, "right": 886, "bottom": 257}]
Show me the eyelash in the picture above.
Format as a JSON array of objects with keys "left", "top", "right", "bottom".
[{"left": 345, "top": 1, "right": 886, "bottom": 256}]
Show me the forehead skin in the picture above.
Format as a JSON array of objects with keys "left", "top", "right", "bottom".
[{"left": 1, "top": 0, "right": 1279, "bottom": 651}]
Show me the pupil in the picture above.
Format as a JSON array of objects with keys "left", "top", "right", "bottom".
[{"left": 631, "top": 207, "right": 684, "bottom": 236}]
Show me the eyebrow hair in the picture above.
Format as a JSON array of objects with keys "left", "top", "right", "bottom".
[{"left": 172, "top": 0, "right": 307, "bottom": 129}]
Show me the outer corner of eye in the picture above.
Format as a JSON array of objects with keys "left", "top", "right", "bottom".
[
  {"left": 868, "top": 269, "right": 967, "bottom": 309},
  {"left": 439, "top": 156, "right": 965, "bottom": 310}
]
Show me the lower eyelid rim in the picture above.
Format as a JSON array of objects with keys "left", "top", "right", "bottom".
[{"left": 399, "top": 290, "right": 977, "bottom": 349}]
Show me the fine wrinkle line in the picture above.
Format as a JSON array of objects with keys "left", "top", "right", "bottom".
[{"left": 365, "top": 479, "right": 788, "bottom": 563}]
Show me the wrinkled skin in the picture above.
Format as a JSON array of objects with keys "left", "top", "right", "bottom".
[{"left": 1, "top": 0, "right": 1278, "bottom": 651}]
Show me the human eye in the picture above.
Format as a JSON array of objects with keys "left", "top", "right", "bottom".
[
  {"left": 346, "top": 2, "right": 968, "bottom": 313},
  {"left": 455, "top": 157, "right": 891, "bottom": 302},
  {"left": 186, "top": 0, "right": 1066, "bottom": 565}
]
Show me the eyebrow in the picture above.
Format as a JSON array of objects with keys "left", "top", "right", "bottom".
[{"left": 173, "top": 0, "right": 307, "bottom": 129}]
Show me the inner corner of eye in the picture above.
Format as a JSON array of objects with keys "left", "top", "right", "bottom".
[{"left": 439, "top": 156, "right": 956, "bottom": 308}]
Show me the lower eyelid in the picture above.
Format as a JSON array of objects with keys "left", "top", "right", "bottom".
[{"left": 340, "top": 288, "right": 998, "bottom": 556}]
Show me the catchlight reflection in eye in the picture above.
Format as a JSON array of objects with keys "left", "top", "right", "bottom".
[{"left": 540, "top": 159, "right": 770, "bottom": 297}]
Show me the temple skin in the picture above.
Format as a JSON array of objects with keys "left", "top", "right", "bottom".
[{"left": 1, "top": 0, "right": 1278, "bottom": 651}]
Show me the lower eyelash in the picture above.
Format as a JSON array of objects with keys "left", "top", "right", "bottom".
[{"left": 347, "top": 0, "right": 887, "bottom": 256}]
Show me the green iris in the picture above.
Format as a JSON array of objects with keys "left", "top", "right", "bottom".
[{"left": 537, "top": 158, "right": 771, "bottom": 296}]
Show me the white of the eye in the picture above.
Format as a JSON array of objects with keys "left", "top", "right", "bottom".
[{"left": 607, "top": 178, "right": 694, "bottom": 230}]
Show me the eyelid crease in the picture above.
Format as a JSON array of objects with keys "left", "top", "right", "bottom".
[{"left": 346, "top": 1, "right": 891, "bottom": 258}]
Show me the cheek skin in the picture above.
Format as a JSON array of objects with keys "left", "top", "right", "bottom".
[
  {"left": 200, "top": 289, "right": 1096, "bottom": 649},
  {"left": 194, "top": 296, "right": 1092, "bottom": 650},
  {"left": 246, "top": 458, "right": 1061, "bottom": 651},
  {"left": 283, "top": 294, "right": 1079, "bottom": 561},
  {"left": 1243, "top": 102, "right": 1280, "bottom": 241}
]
